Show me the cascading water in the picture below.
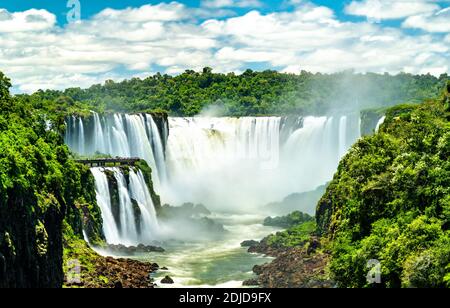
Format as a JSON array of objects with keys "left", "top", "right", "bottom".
[
  {"left": 66, "top": 112, "right": 166, "bottom": 189},
  {"left": 68, "top": 113, "right": 362, "bottom": 212},
  {"left": 91, "top": 168, "right": 121, "bottom": 244},
  {"left": 68, "top": 112, "right": 364, "bottom": 286},
  {"left": 376, "top": 116, "right": 386, "bottom": 132},
  {"left": 162, "top": 114, "right": 361, "bottom": 210},
  {"left": 90, "top": 167, "right": 159, "bottom": 246},
  {"left": 338, "top": 116, "right": 348, "bottom": 158}
]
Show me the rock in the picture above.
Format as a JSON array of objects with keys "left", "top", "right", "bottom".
[
  {"left": 0, "top": 253, "right": 5, "bottom": 275},
  {"left": 64, "top": 251, "right": 157, "bottom": 288},
  {"left": 161, "top": 267, "right": 169, "bottom": 270},
  {"left": 247, "top": 240, "right": 271, "bottom": 254},
  {"left": 253, "top": 264, "right": 264, "bottom": 275},
  {"left": 198, "top": 217, "right": 226, "bottom": 233},
  {"left": 307, "top": 237, "right": 321, "bottom": 255},
  {"left": 241, "top": 240, "right": 259, "bottom": 247},
  {"left": 194, "top": 204, "right": 211, "bottom": 215},
  {"left": 151, "top": 263, "right": 159, "bottom": 269},
  {"left": 161, "top": 275, "right": 174, "bottom": 284},
  {"left": 106, "top": 244, "right": 165, "bottom": 255},
  {"left": 242, "top": 278, "right": 259, "bottom": 286},
  {"left": 250, "top": 246, "right": 334, "bottom": 288}
]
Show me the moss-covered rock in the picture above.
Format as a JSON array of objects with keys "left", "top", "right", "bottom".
[
  {"left": 360, "top": 108, "right": 386, "bottom": 136},
  {"left": 135, "top": 160, "right": 161, "bottom": 212},
  {"left": 63, "top": 230, "right": 157, "bottom": 288}
]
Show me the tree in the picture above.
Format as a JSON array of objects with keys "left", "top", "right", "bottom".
[{"left": 0, "top": 71, "right": 12, "bottom": 104}]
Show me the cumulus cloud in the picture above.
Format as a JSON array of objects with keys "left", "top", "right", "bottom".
[
  {"left": 345, "top": 0, "right": 441, "bottom": 20},
  {"left": 201, "top": 0, "right": 263, "bottom": 9},
  {"left": 0, "top": 8, "right": 56, "bottom": 33},
  {"left": 0, "top": 2, "right": 448, "bottom": 93},
  {"left": 95, "top": 2, "right": 187, "bottom": 22},
  {"left": 403, "top": 7, "right": 450, "bottom": 32}
]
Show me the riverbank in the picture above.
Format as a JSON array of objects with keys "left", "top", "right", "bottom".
[
  {"left": 244, "top": 235, "right": 334, "bottom": 288},
  {"left": 63, "top": 238, "right": 158, "bottom": 288},
  {"left": 130, "top": 213, "right": 278, "bottom": 288}
]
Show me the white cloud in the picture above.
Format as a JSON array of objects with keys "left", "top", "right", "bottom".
[
  {"left": 94, "top": 2, "right": 187, "bottom": 22},
  {"left": 0, "top": 2, "right": 448, "bottom": 93},
  {"left": 0, "top": 8, "right": 56, "bottom": 33},
  {"left": 201, "top": 0, "right": 263, "bottom": 9},
  {"left": 403, "top": 7, "right": 450, "bottom": 32},
  {"left": 345, "top": 0, "right": 440, "bottom": 20}
]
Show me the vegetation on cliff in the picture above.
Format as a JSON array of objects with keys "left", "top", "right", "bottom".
[
  {"left": 249, "top": 218, "right": 316, "bottom": 255},
  {"left": 263, "top": 211, "right": 314, "bottom": 229},
  {"left": 316, "top": 82, "right": 450, "bottom": 288},
  {"left": 20, "top": 69, "right": 448, "bottom": 116},
  {"left": 62, "top": 232, "right": 157, "bottom": 288},
  {"left": 0, "top": 72, "right": 104, "bottom": 287}
]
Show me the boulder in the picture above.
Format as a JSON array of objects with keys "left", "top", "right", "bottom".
[
  {"left": 161, "top": 275, "right": 174, "bottom": 284},
  {"left": 253, "top": 264, "right": 265, "bottom": 275},
  {"left": 240, "top": 240, "right": 259, "bottom": 247},
  {"left": 242, "top": 278, "right": 259, "bottom": 286}
]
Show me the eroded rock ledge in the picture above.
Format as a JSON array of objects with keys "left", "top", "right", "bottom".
[{"left": 244, "top": 237, "right": 334, "bottom": 288}]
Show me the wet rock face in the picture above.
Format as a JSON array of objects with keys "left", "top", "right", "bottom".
[
  {"left": 65, "top": 256, "right": 157, "bottom": 288},
  {"left": 360, "top": 109, "right": 385, "bottom": 136},
  {"left": 149, "top": 112, "right": 169, "bottom": 153},
  {"left": 105, "top": 170, "right": 121, "bottom": 231},
  {"left": 0, "top": 192, "right": 65, "bottom": 288},
  {"left": 106, "top": 244, "right": 165, "bottom": 255},
  {"left": 240, "top": 240, "right": 259, "bottom": 247},
  {"left": 0, "top": 252, "right": 5, "bottom": 276},
  {"left": 249, "top": 246, "right": 334, "bottom": 288},
  {"left": 161, "top": 275, "right": 174, "bottom": 284},
  {"left": 242, "top": 278, "right": 259, "bottom": 286}
]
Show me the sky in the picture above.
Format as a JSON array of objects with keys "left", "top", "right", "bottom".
[{"left": 0, "top": 0, "right": 449, "bottom": 93}]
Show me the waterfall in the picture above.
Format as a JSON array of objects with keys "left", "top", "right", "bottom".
[
  {"left": 159, "top": 115, "right": 361, "bottom": 210},
  {"left": 93, "top": 112, "right": 105, "bottom": 153},
  {"left": 90, "top": 167, "right": 159, "bottom": 246},
  {"left": 145, "top": 114, "right": 167, "bottom": 184},
  {"left": 91, "top": 168, "right": 121, "bottom": 244},
  {"left": 68, "top": 112, "right": 363, "bottom": 214},
  {"left": 128, "top": 169, "right": 159, "bottom": 242},
  {"left": 375, "top": 116, "right": 386, "bottom": 132},
  {"left": 66, "top": 112, "right": 167, "bottom": 188},
  {"left": 339, "top": 116, "right": 348, "bottom": 158},
  {"left": 113, "top": 169, "right": 139, "bottom": 243},
  {"left": 78, "top": 117, "right": 85, "bottom": 155}
]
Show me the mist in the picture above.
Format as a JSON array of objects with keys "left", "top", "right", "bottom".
[
  {"left": 65, "top": 99, "right": 382, "bottom": 246},
  {"left": 159, "top": 114, "right": 361, "bottom": 214}
]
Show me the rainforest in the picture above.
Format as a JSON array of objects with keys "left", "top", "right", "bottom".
[
  {"left": 1, "top": 0, "right": 450, "bottom": 291},
  {"left": 1, "top": 68, "right": 450, "bottom": 288}
]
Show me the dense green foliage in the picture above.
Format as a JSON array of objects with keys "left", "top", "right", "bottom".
[
  {"left": 0, "top": 72, "right": 103, "bottom": 287},
  {"left": 265, "top": 221, "right": 317, "bottom": 248},
  {"left": 317, "top": 83, "right": 450, "bottom": 288},
  {"left": 263, "top": 211, "right": 314, "bottom": 228},
  {"left": 2, "top": 67, "right": 450, "bottom": 288},
  {"left": 21, "top": 69, "right": 448, "bottom": 116}
]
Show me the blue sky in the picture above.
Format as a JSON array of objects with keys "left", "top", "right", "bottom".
[
  {"left": 1, "top": 1, "right": 342, "bottom": 22},
  {"left": 0, "top": 0, "right": 449, "bottom": 92}
]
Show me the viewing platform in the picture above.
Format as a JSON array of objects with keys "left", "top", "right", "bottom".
[{"left": 75, "top": 157, "right": 141, "bottom": 167}]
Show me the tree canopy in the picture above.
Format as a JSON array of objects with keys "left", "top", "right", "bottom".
[
  {"left": 317, "top": 83, "right": 450, "bottom": 288},
  {"left": 20, "top": 69, "right": 449, "bottom": 117}
]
